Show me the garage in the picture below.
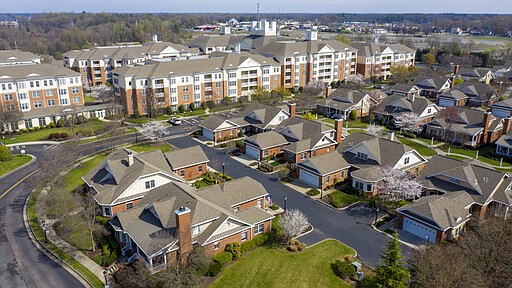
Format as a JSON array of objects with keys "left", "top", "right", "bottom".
[
  {"left": 245, "top": 144, "right": 261, "bottom": 160},
  {"left": 492, "top": 108, "right": 510, "bottom": 118},
  {"left": 438, "top": 99, "right": 454, "bottom": 107},
  {"left": 402, "top": 218, "right": 436, "bottom": 243},
  {"left": 202, "top": 128, "right": 214, "bottom": 141},
  {"left": 299, "top": 169, "right": 320, "bottom": 188}
]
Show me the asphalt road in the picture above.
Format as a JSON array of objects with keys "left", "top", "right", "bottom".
[{"left": 167, "top": 135, "right": 413, "bottom": 267}]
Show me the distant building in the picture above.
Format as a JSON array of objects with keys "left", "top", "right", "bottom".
[
  {"left": 351, "top": 43, "right": 416, "bottom": 80},
  {"left": 0, "top": 50, "right": 42, "bottom": 66}
]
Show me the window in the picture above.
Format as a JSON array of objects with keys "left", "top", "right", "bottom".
[
  {"left": 194, "top": 76, "right": 200, "bottom": 81},
  {"left": 263, "top": 69, "right": 269, "bottom": 74},
  {"left": 449, "top": 177, "right": 460, "bottom": 184},
  {"left": 215, "top": 82, "right": 221, "bottom": 88},
  {"left": 73, "top": 97, "right": 80, "bottom": 103},
  {"left": 34, "top": 101, "right": 42, "bottom": 108},
  {"left": 229, "top": 72, "right": 236, "bottom": 78},
  {"left": 183, "top": 94, "right": 189, "bottom": 100},
  {"left": 24, "top": 119, "right": 33, "bottom": 128},
  {"left": 454, "top": 226, "right": 461, "bottom": 236},
  {"left": 171, "top": 87, "right": 177, "bottom": 93},
  {"left": 183, "top": 86, "right": 189, "bottom": 92},
  {"left": 46, "top": 90, "right": 54, "bottom": 97},
  {"left": 194, "top": 84, "right": 200, "bottom": 90},
  {"left": 234, "top": 206, "right": 239, "bottom": 212},
  {"left": 192, "top": 226, "right": 200, "bottom": 237},
  {"left": 367, "top": 184, "right": 373, "bottom": 192},
  {"left": 312, "top": 150, "right": 316, "bottom": 157},
  {"left": 60, "top": 98, "right": 69, "bottom": 105},
  {"left": 257, "top": 199, "right": 262, "bottom": 208},
  {"left": 38, "top": 117, "right": 46, "bottom": 127},
  {"left": 145, "top": 179, "right": 155, "bottom": 189},
  {"left": 126, "top": 203, "right": 133, "bottom": 209},
  {"left": 20, "top": 103, "right": 29, "bottom": 110},
  {"left": 58, "top": 78, "right": 66, "bottom": 85},
  {"left": 198, "top": 164, "right": 203, "bottom": 172},
  {"left": 241, "top": 231, "right": 248, "bottom": 241},
  {"left": 404, "top": 157, "right": 410, "bottom": 165},
  {"left": 47, "top": 100, "right": 55, "bottom": 106},
  {"left": 170, "top": 78, "right": 176, "bottom": 84},
  {"left": 301, "top": 153, "right": 306, "bottom": 160},
  {"left": 356, "top": 152, "right": 368, "bottom": 160},
  {"left": 214, "top": 242, "right": 220, "bottom": 250},
  {"left": 72, "top": 87, "right": 79, "bottom": 94},
  {"left": 6, "top": 104, "right": 14, "bottom": 111},
  {"left": 254, "top": 223, "right": 264, "bottom": 234},
  {"left": 180, "top": 170, "right": 185, "bottom": 177},
  {"left": 32, "top": 91, "right": 40, "bottom": 98},
  {"left": 17, "top": 82, "right": 26, "bottom": 89},
  {"left": 104, "top": 207, "right": 111, "bottom": 216},
  {"left": 4, "top": 94, "right": 13, "bottom": 101}
]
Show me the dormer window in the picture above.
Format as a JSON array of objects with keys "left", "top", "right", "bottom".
[
  {"left": 404, "top": 157, "right": 410, "bottom": 165},
  {"left": 449, "top": 177, "right": 460, "bottom": 184},
  {"left": 234, "top": 206, "right": 239, "bottom": 212},
  {"left": 357, "top": 152, "right": 368, "bottom": 160},
  {"left": 145, "top": 179, "right": 155, "bottom": 189}
]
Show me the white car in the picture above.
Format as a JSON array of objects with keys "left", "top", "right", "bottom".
[{"left": 168, "top": 117, "right": 182, "bottom": 125}]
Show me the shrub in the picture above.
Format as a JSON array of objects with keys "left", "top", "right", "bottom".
[
  {"left": 268, "top": 204, "right": 279, "bottom": 210},
  {"left": 241, "top": 240, "right": 256, "bottom": 254},
  {"left": 349, "top": 110, "right": 357, "bottom": 120},
  {"left": 298, "top": 242, "right": 306, "bottom": 251},
  {"left": 207, "top": 261, "right": 222, "bottom": 277},
  {"left": 59, "top": 132, "right": 69, "bottom": 139},
  {"left": 332, "top": 260, "right": 356, "bottom": 279},
  {"left": 178, "top": 104, "right": 185, "bottom": 113},
  {"left": 307, "top": 189, "right": 320, "bottom": 196},
  {"left": 56, "top": 119, "right": 66, "bottom": 127},
  {"left": 46, "top": 122, "right": 57, "bottom": 129},
  {"left": 34, "top": 126, "right": 40, "bottom": 131},
  {"left": 213, "top": 251, "right": 232, "bottom": 265},
  {"left": 0, "top": 145, "right": 13, "bottom": 161},
  {"left": 225, "top": 242, "right": 241, "bottom": 260},
  {"left": 287, "top": 244, "right": 298, "bottom": 252},
  {"left": 290, "top": 238, "right": 300, "bottom": 246}
]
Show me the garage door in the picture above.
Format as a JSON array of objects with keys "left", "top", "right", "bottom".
[
  {"left": 202, "top": 128, "right": 214, "bottom": 140},
  {"left": 403, "top": 218, "right": 436, "bottom": 243},
  {"left": 299, "top": 169, "right": 319, "bottom": 188},
  {"left": 492, "top": 108, "right": 510, "bottom": 118},
  {"left": 438, "top": 99, "right": 454, "bottom": 107},
  {"left": 245, "top": 145, "right": 260, "bottom": 160}
]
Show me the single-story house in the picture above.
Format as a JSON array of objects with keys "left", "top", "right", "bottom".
[
  {"left": 316, "top": 89, "right": 378, "bottom": 120},
  {"left": 164, "top": 145, "right": 209, "bottom": 180},
  {"left": 436, "top": 90, "right": 469, "bottom": 107},
  {"left": 454, "top": 82, "right": 499, "bottom": 107},
  {"left": 372, "top": 93, "right": 439, "bottom": 126},
  {"left": 296, "top": 152, "right": 350, "bottom": 189},
  {"left": 491, "top": 98, "right": 512, "bottom": 118},
  {"left": 243, "top": 131, "right": 288, "bottom": 161},
  {"left": 495, "top": 132, "right": 512, "bottom": 157}
]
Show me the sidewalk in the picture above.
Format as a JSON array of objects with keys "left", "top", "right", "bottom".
[{"left": 372, "top": 217, "right": 421, "bottom": 250}]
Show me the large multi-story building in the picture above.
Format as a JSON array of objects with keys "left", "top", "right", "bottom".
[
  {"left": 0, "top": 50, "right": 42, "bottom": 66},
  {"left": 0, "top": 63, "right": 84, "bottom": 131},
  {"left": 113, "top": 52, "right": 281, "bottom": 115},
  {"left": 352, "top": 42, "right": 416, "bottom": 79},
  {"left": 63, "top": 41, "right": 202, "bottom": 86}
]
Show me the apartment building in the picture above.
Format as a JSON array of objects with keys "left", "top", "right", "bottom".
[
  {"left": 0, "top": 50, "right": 42, "bottom": 66},
  {"left": 0, "top": 63, "right": 84, "bottom": 131},
  {"left": 113, "top": 52, "right": 281, "bottom": 115},
  {"left": 352, "top": 42, "right": 415, "bottom": 79},
  {"left": 255, "top": 35, "right": 358, "bottom": 88},
  {"left": 63, "top": 42, "right": 202, "bottom": 86}
]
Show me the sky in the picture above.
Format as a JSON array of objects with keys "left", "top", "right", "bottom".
[{"left": 3, "top": 0, "right": 512, "bottom": 14}]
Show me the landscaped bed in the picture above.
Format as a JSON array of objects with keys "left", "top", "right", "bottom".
[{"left": 211, "top": 239, "right": 356, "bottom": 288}]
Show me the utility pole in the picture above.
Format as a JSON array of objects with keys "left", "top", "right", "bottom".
[{"left": 257, "top": 3, "right": 260, "bottom": 21}]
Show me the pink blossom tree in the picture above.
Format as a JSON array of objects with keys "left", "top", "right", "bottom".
[
  {"left": 377, "top": 167, "right": 422, "bottom": 207},
  {"left": 394, "top": 112, "right": 423, "bottom": 133}
]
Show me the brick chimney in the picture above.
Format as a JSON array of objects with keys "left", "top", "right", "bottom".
[
  {"left": 450, "top": 75, "right": 456, "bottom": 89},
  {"left": 175, "top": 206, "right": 192, "bottom": 264},
  {"left": 288, "top": 102, "right": 296, "bottom": 118},
  {"left": 454, "top": 64, "right": 460, "bottom": 75},
  {"left": 335, "top": 119, "right": 343, "bottom": 143},
  {"left": 127, "top": 151, "right": 134, "bottom": 167},
  {"left": 482, "top": 112, "right": 492, "bottom": 144},
  {"left": 504, "top": 117, "right": 512, "bottom": 134}
]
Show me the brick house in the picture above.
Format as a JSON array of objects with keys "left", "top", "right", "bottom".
[
  {"left": 372, "top": 93, "right": 439, "bottom": 127},
  {"left": 109, "top": 177, "right": 274, "bottom": 273},
  {"left": 296, "top": 152, "right": 350, "bottom": 189},
  {"left": 316, "top": 89, "right": 378, "bottom": 120},
  {"left": 164, "top": 145, "right": 209, "bottom": 180},
  {"left": 453, "top": 82, "right": 499, "bottom": 107}
]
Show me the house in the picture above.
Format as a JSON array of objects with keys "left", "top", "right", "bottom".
[
  {"left": 454, "top": 82, "right": 499, "bottom": 107},
  {"left": 425, "top": 107, "right": 509, "bottom": 148},
  {"left": 82, "top": 149, "right": 186, "bottom": 217},
  {"left": 436, "top": 90, "right": 469, "bottom": 107},
  {"left": 412, "top": 77, "right": 452, "bottom": 98},
  {"left": 296, "top": 152, "right": 350, "bottom": 189},
  {"left": 372, "top": 93, "right": 439, "bottom": 126},
  {"left": 397, "top": 154, "right": 512, "bottom": 242},
  {"left": 490, "top": 98, "right": 512, "bottom": 118},
  {"left": 458, "top": 67, "right": 494, "bottom": 84},
  {"left": 495, "top": 132, "right": 512, "bottom": 157},
  {"left": 164, "top": 146, "right": 209, "bottom": 180},
  {"left": 110, "top": 177, "right": 274, "bottom": 272},
  {"left": 244, "top": 131, "right": 289, "bottom": 160},
  {"left": 200, "top": 103, "right": 292, "bottom": 143},
  {"left": 316, "top": 89, "right": 378, "bottom": 119},
  {"left": 338, "top": 131, "right": 428, "bottom": 196}
]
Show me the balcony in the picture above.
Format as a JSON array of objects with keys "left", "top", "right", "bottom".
[
  {"left": 241, "top": 80, "right": 258, "bottom": 87},
  {"left": 241, "top": 73, "right": 258, "bottom": 79},
  {"left": 154, "top": 83, "right": 164, "bottom": 88},
  {"left": 155, "top": 92, "right": 165, "bottom": 97},
  {"left": 204, "top": 86, "right": 213, "bottom": 91}
]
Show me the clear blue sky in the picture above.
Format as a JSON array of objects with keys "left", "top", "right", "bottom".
[{"left": 3, "top": 0, "right": 512, "bottom": 14}]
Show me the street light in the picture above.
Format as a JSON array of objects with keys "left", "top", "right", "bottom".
[
  {"left": 284, "top": 196, "right": 288, "bottom": 212},
  {"left": 426, "top": 235, "right": 430, "bottom": 247},
  {"left": 374, "top": 207, "right": 380, "bottom": 223},
  {"left": 222, "top": 162, "right": 225, "bottom": 175},
  {"left": 103, "top": 270, "right": 108, "bottom": 285},
  {"left": 40, "top": 220, "right": 48, "bottom": 243}
]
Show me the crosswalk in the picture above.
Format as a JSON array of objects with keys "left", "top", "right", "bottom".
[{"left": 181, "top": 117, "right": 203, "bottom": 125}]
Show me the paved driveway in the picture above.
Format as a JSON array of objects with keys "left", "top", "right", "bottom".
[{"left": 167, "top": 136, "right": 413, "bottom": 267}]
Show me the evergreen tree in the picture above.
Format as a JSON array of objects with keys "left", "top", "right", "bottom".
[{"left": 374, "top": 233, "right": 410, "bottom": 288}]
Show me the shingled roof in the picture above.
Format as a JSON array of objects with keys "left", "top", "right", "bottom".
[
  {"left": 297, "top": 152, "right": 350, "bottom": 175},
  {"left": 164, "top": 145, "right": 209, "bottom": 170}
]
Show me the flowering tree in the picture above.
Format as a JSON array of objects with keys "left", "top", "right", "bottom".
[
  {"left": 278, "top": 209, "right": 310, "bottom": 241},
  {"left": 141, "top": 121, "right": 167, "bottom": 142},
  {"left": 377, "top": 167, "right": 422, "bottom": 206},
  {"left": 394, "top": 112, "right": 423, "bottom": 133},
  {"left": 298, "top": 80, "right": 325, "bottom": 113},
  {"left": 365, "top": 123, "right": 385, "bottom": 136},
  {"left": 344, "top": 74, "right": 365, "bottom": 88}
]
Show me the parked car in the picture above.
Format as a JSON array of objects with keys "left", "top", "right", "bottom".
[{"left": 168, "top": 117, "right": 182, "bottom": 125}]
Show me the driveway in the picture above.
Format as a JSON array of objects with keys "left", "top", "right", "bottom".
[{"left": 167, "top": 135, "right": 413, "bottom": 267}]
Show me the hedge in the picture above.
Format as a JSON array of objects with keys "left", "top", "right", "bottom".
[
  {"left": 212, "top": 251, "right": 232, "bottom": 265},
  {"left": 307, "top": 189, "right": 320, "bottom": 196},
  {"left": 240, "top": 233, "right": 268, "bottom": 254},
  {"left": 332, "top": 260, "right": 356, "bottom": 279},
  {"left": 207, "top": 261, "right": 223, "bottom": 277}
]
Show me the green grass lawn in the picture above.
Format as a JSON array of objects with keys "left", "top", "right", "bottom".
[
  {"left": 321, "top": 118, "right": 368, "bottom": 128},
  {"left": 211, "top": 239, "right": 355, "bottom": 288},
  {"left": 63, "top": 154, "right": 107, "bottom": 192},
  {"left": 446, "top": 154, "right": 469, "bottom": 161},
  {"left": 440, "top": 145, "right": 512, "bottom": 167},
  {"left": 327, "top": 190, "right": 360, "bottom": 208},
  {"left": 415, "top": 136, "right": 443, "bottom": 146},
  {"left": 0, "top": 155, "right": 32, "bottom": 176},
  {"left": 84, "top": 96, "right": 97, "bottom": 103},
  {"left": 194, "top": 179, "right": 212, "bottom": 189},
  {"left": 398, "top": 137, "right": 436, "bottom": 157},
  {"left": 348, "top": 129, "right": 366, "bottom": 134},
  {"left": 127, "top": 141, "right": 175, "bottom": 153}
]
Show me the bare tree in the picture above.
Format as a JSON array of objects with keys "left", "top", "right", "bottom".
[
  {"left": 394, "top": 112, "right": 423, "bottom": 133},
  {"left": 365, "top": 123, "right": 385, "bottom": 136},
  {"left": 141, "top": 121, "right": 167, "bottom": 142},
  {"left": 437, "top": 106, "right": 459, "bottom": 142},
  {"left": 297, "top": 80, "right": 325, "bottom": 114},
  {"left": 0, "top": 102, "right": 23, "bottom": 132},
  {"left": 377, "top": 167, "right": 422, "bottom": 207},
  {"left": 278, "top": 209, "right": 310, "bottom": 241},
  {"left": 343, "top": 74, "right": 365, "bottom": 89}
]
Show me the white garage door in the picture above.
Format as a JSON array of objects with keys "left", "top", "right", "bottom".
[
  {"left": 202, "top": 128, "right": 214, "bottom": 140},
  {"left": 245, "top": 145, "right": 260, "bottom": 160},
  {"left": 438, "top": 99, "right": 454, "bottom": 107},
  {"left": 403, "top": 218, "right": 436, "bottom": 243},
  {"left": 492, "top": 108, "right": 510, "bottom": 118},
  {"left": 299, "top": 169, "right": 319, "bottom": 188}
]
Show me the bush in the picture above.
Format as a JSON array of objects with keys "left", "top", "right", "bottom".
[
  {"left": 268, "top": 204, "right": 279, "bottom": 210},
  {"left": 332, "top": 260, "right": 356, "bottom": 280},
  {"left": 298, "top": 242, "right": 306, "bottom": 251},
  {"left": 178, "top": 104, "right": 185, "bottom": 113},
  {"left": 207, "top": 261, "right": 222, "bottom": 277},
  {"left": 307, "top": 189, "right": 320, "bottom": 196},
  {"left": 290, "top": 238, "right": 299, "bottom": 246},
  {"left": 401, "top": 131, "right": 416, "bottom": 138},
  {"left": 349, "top": 110, "right": 357, "bottom": 120},
  {"left": 46, "top": 122, "right": 57, "bottom": 129},
  {"left": 56, "top": 119, "right": 66, "bottom": 127},
  {"left": 287, "top": 244, "right": 298, "bottom": 252},
  {"left": 34, "top": 126, "right": 40, "bottom": 131},
  {"left": 240, "top": 233, "right": 268, "bottom": 254},
  {"left": 225, "top": 242, "right": 241, "bottom": 260},
  {"left": 60, "top": 132, "right": 69, "bottom": 139},
  {"left": 212, "top": 251, "right": 232, "bottom": 265},
  {"left": 0, "top": 145, "right": 13, "bottom": 161}
]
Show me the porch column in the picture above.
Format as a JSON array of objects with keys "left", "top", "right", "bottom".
[{"left": 505, "top": 206, "right": 510, "bottom": 220}]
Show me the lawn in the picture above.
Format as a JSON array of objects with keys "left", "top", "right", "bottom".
[
  {"left": 348, "top": 129, "right": 366, "bottom": 134},
  {"left": 446, "top": 154, "right": 469, "bottom": 161},
  {"left": 321, "top": 118, "right": 368, "bottom": 128},
  {"left": 127, "top": 142, "right": 175, "bottom": 153},
  {"left": 211, "top": 239, "right": 355, "bottom": 288},
  {"left": 194, "top": 179, "right": 212, "bottom": 189},
  {"left": 0, "top": 155, "right": 32, "bottom": 177},
  {"left": 84, "top": 96, "right": 97, "bottom": 103},
  {"left": 398, "top": 137, "right": 436, "bottom": 157},
  {"left": 415, "top": 136, "right": 443, "bottom": 146},
  {"left": 327, "top": 190, "right": 360, "bottom": 208},
  {"left": 440, "top": 145, "right": 512, "bottom": 167},
  {"left": 63, "top": 154, "right": 107, "bottom": 192}
]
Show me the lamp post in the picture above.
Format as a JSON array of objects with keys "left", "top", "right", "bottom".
[
  {"left": 40, "top": 220, "right": 48, "bottom": 243},
  {"left": 374, "top": 207, "right": 380, "bottom": 223},
  {"left": 284, "top": 196, "right": 288, "bottom": 212},
  {"left": 222, "top": 162, "right": 225, "bottom": 175},
  {"left": 426, "top": 235, "right": 430, "bottom": 247},
  {"left": 103, "top": 270, "right": 108, "bottom": 286}
]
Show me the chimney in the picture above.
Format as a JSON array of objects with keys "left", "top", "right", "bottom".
[
  {"left": 504, "top": 117, "right": 512, "bottom": 134},
  {"left": 325, "top": 86, "right": 332, "bottom": 98},
  {"left": 335, "top": 119, "right": 343, "bottom": 143},
  {"left": 450, "top": 75, "right": 456, "bottom": 89},
  {"left": 388, "top": 131, "right": 395, "bottom": 142},
  {"left": 288, "top": 102, "right": 296, "bottom": 118},
  {"left": 127, "top": 151, "right": 134, "bottom": 167},
  {"left": 482, "top": 112, "right": 491, "bottom": 144},
  {"left": 454, "top": 64, "right": 460, "bottom": 75},
  {"left": 175, "top": 206, "right": 192, "bottom": 264}
]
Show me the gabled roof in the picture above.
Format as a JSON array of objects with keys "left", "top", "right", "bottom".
[
  {"left": 427, "top": 107, "right": 502, "bottom": 136},
  {"left": 232, "top": 103, "right": 288, "bottom": 129},
  {"left": 0, "top": 63, "right": 79, "bottom": 80},
  {"left": 200, "top": 115, "right": 239, "bottom": 131},
  {"left": 496, "top": 132, "right": 512, "bottom": 149},
  {"left": 414, "top": 77, "right": 450, "bottom": 91},
  {"left": 83, "top": 149, "right": 183, "bottom": 205},
  {"left": 491, "top": 98, "right": 512, "bottom": 110},
  {"left": 164, "top": 145, "right": 209, "bottom": 170},
  {"left": 297, "top": 152, "right": 350, "bottom": 175},
  {"left": 244, "top": 130, "right": 289, "bottom": 149},
  {"left": 336, "top": 132, "right": 376, "bottom": 152},
  {"left": 255, "top": 39, "right": 356, "bottom": 61},
  {"left": 373, "top": 93, "right": 435, "bottom": 117},
  {"left": 454, "top": 82, "right": 497, "bottom": 102},
  {"left": 319, "top": 89, "right": 376, "bottom": 111},
  {"left": 437, "top": 90, "right": 468, "bottom": 100}
]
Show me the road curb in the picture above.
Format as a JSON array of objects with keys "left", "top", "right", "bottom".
[
  {"left": 23, "top": 191, "right": 94, "bottom": 288},
  {"left": 0, "top": 154, "right": 37, "bottom": 182},
  {"left": 370, "top": 223, "right": 419, "bottom": 250}
]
